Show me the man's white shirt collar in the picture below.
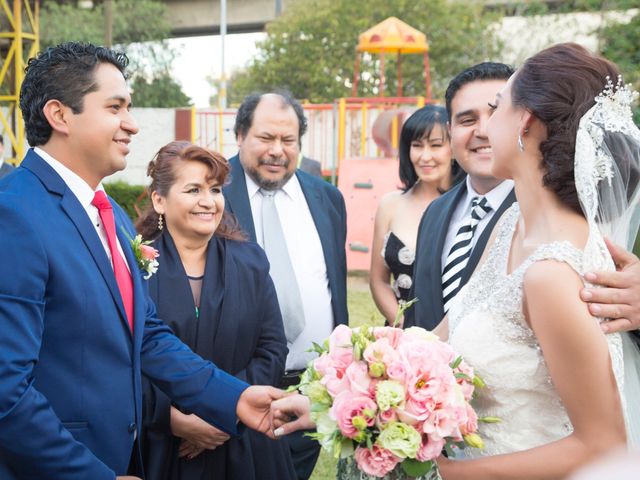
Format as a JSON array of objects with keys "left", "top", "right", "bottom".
[
  {"left": 463, "top": 176, "right": 514, "bottom": 213},
  {"left": 35, "top": 147, "right": 105, "bottom": 206}
]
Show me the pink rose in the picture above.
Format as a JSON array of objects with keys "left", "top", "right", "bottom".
[
  {"left": 416, "top": 435, "right": 445, "bottom": 462},
  {"left": 376, "top": 408, "right": 398, "bottom": 427},
  {"left": 329, "top": 324, "right": 353, "bottom": 351},
  {"left": 345, "top": 361, "right": 373, "bottom": 397},
  {"left": 354, "top": 445, "right": 400, "bottom": 477},
  {"left": 331, "top": 392, "right": 377, "bottom": 439},
  {"left": 386, "top": 361, "right": 407, "bottom": 383},
  {"left": 406, "top": 364, "right": 455, "bottom": 404},
  {"left": 397, "top": 396, "right": 435, "bottom": 425},
  {"left": 363, "top": 338, "right": 400, "bottom": 371},
  {"left": 372, "top": 326, "right": 403, "bottom": 348},
  {"left": 140, "top": 244, "right": 159, "bottom": 260}
]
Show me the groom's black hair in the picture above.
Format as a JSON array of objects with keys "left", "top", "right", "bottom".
[
  {"left": 444, "top": 62, "right": 515, "bottom": 122},
  {"left": 20, "top": 42, "right": 129, "bottom": 146}
]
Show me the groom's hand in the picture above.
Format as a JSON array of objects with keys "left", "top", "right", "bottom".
[
  {"left": 236, "top": 386, "right": 286, "bottom": 439},
  {"left": 581, "top": 238, "right": 640, "bottom": 334}
]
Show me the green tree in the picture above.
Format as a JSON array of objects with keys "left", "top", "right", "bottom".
[
  {"left": 227, "top": 0, "right": 502, "bottom": 103},
  {"left": 600, "top": 12, "right": 640, "bottom": 124},
  {"left": 41, "top": 0, "right": 192, "bottom": 108}
]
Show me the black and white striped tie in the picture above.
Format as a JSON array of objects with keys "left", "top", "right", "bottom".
[{"left": 441, "top": 196, "right": 492, "bottom": 313}]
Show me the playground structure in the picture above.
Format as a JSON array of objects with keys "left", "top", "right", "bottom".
[
  {"left": 188, "top": 17, "right": 435, "bottom": 271},
  {"left": 0, "top": 0, "right": 39, "bottom": 165}
]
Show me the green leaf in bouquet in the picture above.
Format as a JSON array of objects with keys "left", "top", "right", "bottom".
[
  {"left": 309, "top": 341, "right": 328, "bottom": 355},
  {"left": 401, "top": 458, "right": 433, "bottom": 477},
  {"left": 450, "top": 356, "right": 462, "bottom": 369},
  {"left": 454, "top": 372, "right": 471, "bottom": 381}
]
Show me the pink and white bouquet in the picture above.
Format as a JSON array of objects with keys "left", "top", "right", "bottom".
[{"left": 296, "top": 323, "right": 493, "bottom": 478}]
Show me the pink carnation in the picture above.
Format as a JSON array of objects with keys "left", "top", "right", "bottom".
[
  {"left": 460, "top": 402, "right": 478, "bottom": 436},
  {"left": 354, "top": 445, "right": 400, "bottom": 477},
  {"left": 416, "top": 436, "right": 445, "bottom": 462},
  {"left": 331, "top": 393, "right": 377, "bottom": 439},
  {"left": 422, "top": 407, "right": 463, "bottom": 441},
  {"left": 140, "top": 244, "right": 159, "bottom": 261}
]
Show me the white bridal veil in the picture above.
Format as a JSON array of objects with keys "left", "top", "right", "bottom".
[{"left": 574, "top": 76, "right": 640, "bottom": 448}]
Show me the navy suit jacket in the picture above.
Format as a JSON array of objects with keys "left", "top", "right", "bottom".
[
  {"left": 405, "top": 180, "right": 516, "bottom": 330},
  {"left": 223, "top": 155, "right": 348, "bottom": 328},
  {"left": 0, "top": 150, "right": 248, "bottom": 479}
]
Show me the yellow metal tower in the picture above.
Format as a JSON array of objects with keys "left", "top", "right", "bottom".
[{"left": 0, "top": 0, "right": 39, "bottom": 165}]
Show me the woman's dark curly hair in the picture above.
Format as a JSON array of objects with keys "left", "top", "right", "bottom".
[
  {"left": 511, "top": 43, "right": 620, "bottom": 214},
  {"left": 135, "top": 141, "right": 246, "bottom": 241}
]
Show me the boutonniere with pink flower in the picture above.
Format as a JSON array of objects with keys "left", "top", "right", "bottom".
[{"left": 129, "top": 234, "right": 159, "bottom": 279}]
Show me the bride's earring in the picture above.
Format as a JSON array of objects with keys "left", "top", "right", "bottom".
[{"left": 518, "top": 128, "right": 528, "bottom": 153}]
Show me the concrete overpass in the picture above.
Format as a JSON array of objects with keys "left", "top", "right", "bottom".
[{"left": 164, "top": 0, "right": 290, "bottom": 36}]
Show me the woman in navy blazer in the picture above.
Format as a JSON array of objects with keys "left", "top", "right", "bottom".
[{"left": 137, "top": 142, "right": 296, "bottom": 480}]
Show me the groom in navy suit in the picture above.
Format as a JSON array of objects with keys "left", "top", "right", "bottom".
[
  {"left": 224, "top": 92, "right": 348, "bottom": 479},
  {"left": 0, "top": 42, "right": 281, "bottom": 480}
]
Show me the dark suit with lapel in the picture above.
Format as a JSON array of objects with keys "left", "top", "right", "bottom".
[
  {"left": 0, "top": 150, "right": 247, "bottom": 479},
  {"left": 223, "top": 154, "right": 348, "bottom": 479},
  {"left": 224, "top": 154, "right": 348, "bottom": 328},
  {"left": 405, "top": 180, "right": 516, "bottom": 330},
  {"left": 142, "top": 232, "right": 295, "bottom": 480}
]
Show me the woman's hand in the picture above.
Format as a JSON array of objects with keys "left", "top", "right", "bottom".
[
  {"left": 170, "top": 406, "right": 230, "bottom": 452},
  {"left": 271, "top": 393, "right": 314, "bottom": 436}
]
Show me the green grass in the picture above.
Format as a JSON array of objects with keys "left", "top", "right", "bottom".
[{"left": 309, "top": 275, "right": 384, "bottom": 480}]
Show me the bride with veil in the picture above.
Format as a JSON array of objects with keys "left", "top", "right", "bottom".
[
  {"left": 271, "top": 42, "right": 640, "bottom": 479},
  {"left": 435, "top": 42, "right": 640, "bottom": 478}
]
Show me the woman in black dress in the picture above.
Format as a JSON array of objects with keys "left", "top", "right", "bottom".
[
  {"left": 137, "top": 141, "right": 296, "bottom": 480},
  {"left": 370, "top": 105, "right": 463, "bottom": 325}
]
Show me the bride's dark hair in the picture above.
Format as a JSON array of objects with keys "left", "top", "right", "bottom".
[{"left": 511, "top": 43, "right": 620, "bottom": 214}]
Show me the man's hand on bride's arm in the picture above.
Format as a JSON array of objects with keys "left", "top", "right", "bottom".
[
  {"left": 580, "top": 238, "right": 640, "bottom": 334},
  {"left": 271, "top": 393, "right": 314, "bottom": 437}
]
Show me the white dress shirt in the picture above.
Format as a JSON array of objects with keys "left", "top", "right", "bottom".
[
  {"left": 245, "top": 172, "right": 334, "bottom": 371},
  {"left": 441, "top": 177, "right": 514, "bottom": 271},
  {"left": 35, "top": 147, "right": 129, "bottom": 271}
]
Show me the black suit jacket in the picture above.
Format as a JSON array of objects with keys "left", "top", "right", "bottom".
[
  {"left": 405, "top": 181, "right": 516, "bottom": 330},
  {"left": 224, "top": 155, "right": 348, "bottom": 328}
]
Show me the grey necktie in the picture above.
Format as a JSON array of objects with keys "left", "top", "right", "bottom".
[{"left": 260, "top": 189, "right": 306, "bottom": 342}]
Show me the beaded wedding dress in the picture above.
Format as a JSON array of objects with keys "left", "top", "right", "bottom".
[
  {"left": 447, "top": 203, "right": 627, "bottom": 456},
  {"left": 448, "top": 77, "right": 640, "bottom": 457}
]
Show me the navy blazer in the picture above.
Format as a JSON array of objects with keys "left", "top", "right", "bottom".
[
  {"left": 405, "top": 180, "right": 516, "bottom": 330},
  {"left": 0, "top": 150, "right": 248, "bottom": 479},
  {"left": 223, "top": 155, "right": 348, "bottom": 328}
]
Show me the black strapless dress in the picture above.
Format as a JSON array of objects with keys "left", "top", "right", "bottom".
[{"left": 382, "top": 231, "right": 415, "bottom": 302}]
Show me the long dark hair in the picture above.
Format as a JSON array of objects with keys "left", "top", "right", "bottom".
[
  {"left": 135, "top": 141, "right": 246, "bottom": 241},
  {"left": 511, "top": 43, "right": 620, "bottom": 214},
  {"left": 398, "top": 104, "right": 462, "bottom": 192}
]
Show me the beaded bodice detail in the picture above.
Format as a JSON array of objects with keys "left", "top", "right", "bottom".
[{"left": 448, "top": 204, "right": 625, "bottom": 457}]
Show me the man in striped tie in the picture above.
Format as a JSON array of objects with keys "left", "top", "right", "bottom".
[
  {"left": 405, "top": 62, "right": 516, "bottom": 330},
  {"left": 405, "top": 62, "right": 640, "bottom": 345}
]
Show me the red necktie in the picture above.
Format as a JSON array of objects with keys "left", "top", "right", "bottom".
[{"left": 92, "top": 190, "right": 134, "bottom": 332}]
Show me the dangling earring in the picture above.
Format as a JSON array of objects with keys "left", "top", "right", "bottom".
[
  {"left": 158, "top": 213, "right": 164, "bottom": 231},
  {"left": 518, "top": 128, "right": 529, "bottom": 153}
]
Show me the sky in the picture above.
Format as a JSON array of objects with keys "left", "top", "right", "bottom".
[{"left": 168, "top": 32, "right": 266, "bottom": 108}]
